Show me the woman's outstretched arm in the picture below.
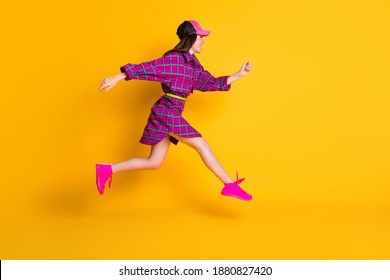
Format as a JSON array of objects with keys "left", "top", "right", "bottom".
[{"left": 99, "top": 52, "right": 182, "bottom": 92}]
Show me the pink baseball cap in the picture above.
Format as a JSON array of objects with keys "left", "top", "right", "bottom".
[
  {"left": 177, "top": 20, "right": 211, "bottom": 39},
  {"left": 188, "top": 20, "right": 211, "bottom": 37}
]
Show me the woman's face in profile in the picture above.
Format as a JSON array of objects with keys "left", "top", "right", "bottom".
[{"left": 190, "top": 35, "right": 205, "bottom": 54}]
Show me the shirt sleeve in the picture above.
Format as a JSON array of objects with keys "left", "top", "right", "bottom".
[
  {"left": 120, "top": 52, "right": 180, "bottom": 83},
  {"left": 194, "top": 66, "right": 231, "bottom": 92}
]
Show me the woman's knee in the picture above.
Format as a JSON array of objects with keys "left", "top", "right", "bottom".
[
  {"left": 148, "top": 160, "right": 163, "bottom": 169},
  {"left": 147, "top": 153, "right": 166, "bottom": 169},
  {"left": 192, "top": 138, "right": 211, "bottom": 154}
]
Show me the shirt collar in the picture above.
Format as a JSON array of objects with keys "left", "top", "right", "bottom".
[{"left": 183, "top": 51, "right": 196, "bottom": 62}]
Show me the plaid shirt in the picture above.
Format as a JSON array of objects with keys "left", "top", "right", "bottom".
[
  {"left": 120, "top": 51, "right": 231, "bottom": 97},
  {"left": 119, "top": 51, "right": 231, "bottom": 146}
]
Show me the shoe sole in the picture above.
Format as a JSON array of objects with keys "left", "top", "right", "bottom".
[
  {"left": 221, "top": 192, "right": 252, "bottom": 201},
  {"left": 96, "top": 165, "right": 105, "bottom": 195}
]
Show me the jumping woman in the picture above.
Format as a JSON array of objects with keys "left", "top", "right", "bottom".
[{"left": 97, "top": 20, "right": 252, "bottom": 201}]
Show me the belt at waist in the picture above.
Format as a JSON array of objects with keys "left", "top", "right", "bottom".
[{"left": 165, "top": 93, "right": 186, "bottom": 102}]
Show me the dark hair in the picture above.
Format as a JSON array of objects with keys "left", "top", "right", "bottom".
[{"left": 164, "top": 21, "right": 197, "bottom": 56}]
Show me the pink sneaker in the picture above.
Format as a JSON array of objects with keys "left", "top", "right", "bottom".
[
  {"left": 96, "top": 163, "right": 113, "bottom": 195},
  {"left": 221, "top": 173, "right": 252, "bottom": 201}
]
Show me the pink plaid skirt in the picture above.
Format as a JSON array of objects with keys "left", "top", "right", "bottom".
[{"left": 140, "top": 95, "right": 202, "bottom": 146}]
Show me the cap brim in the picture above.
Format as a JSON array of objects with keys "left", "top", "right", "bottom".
[{"left": 197, "top": 30, "right": 211, "bottom": 36}]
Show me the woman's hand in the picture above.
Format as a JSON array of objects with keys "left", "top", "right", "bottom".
[
  {"left": 227, "top": 61, "right": 252, "bottom": 85},
  {"left": 99, "top": 73, "right": 126, "bottom": 92},
  {"left": 239, "top": 61, "right": 252, "bottom": 77}
]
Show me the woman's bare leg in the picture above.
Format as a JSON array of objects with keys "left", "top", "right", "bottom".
[
  {"left": 174, "top": 136, "right": 234, "bottom": 184},
  {"left": 111, "top": 136, "right": 171, "bottom": 173}
]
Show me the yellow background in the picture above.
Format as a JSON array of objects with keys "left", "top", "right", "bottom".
[{"left": 1, "top": 0, "right": 389, "bottom": 259}]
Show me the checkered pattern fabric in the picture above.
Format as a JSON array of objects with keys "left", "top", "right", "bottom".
[
  {"left": 139, "top": 96, "right": 201, "bottom": 145},
  {"left": 120, "top": 51, "right": 231, "bottom": 146}
]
